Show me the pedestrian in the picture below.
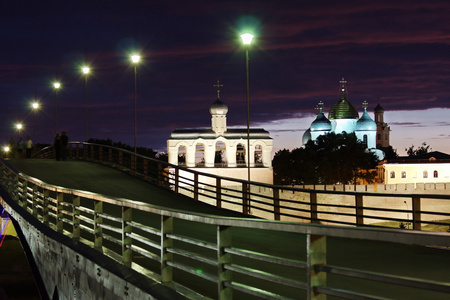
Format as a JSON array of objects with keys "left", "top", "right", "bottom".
[
  {"left": 17, "top": 137, "right": 23, "bottom": 158},
  {"left": 54, "top": 133, "right": 61, "bottom": 161},
  {"left": 60, "top": 131, "right": 69, "bottom": 161},
  {"left": 26, "top": 137, "right": 33, "bottom": 158}
]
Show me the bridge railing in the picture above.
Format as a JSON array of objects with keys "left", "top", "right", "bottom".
[
  {"left": 33, "top": 142, "right": 450, "bottom": 231},
  {"left": 1, "top": 157, "right": 450, "bottom": 299}
]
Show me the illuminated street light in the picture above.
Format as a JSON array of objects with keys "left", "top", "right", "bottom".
[
  {"left": 82, "top": 66, "right": 90, "bottom": 141},
  {"left": 53, "top": 82, "right": 61, "bottom": 135},
  {"left": 131, "top": 54, "right": 140, "bottom": 154},
  {"left": 240, "top": 33, "right": 254, "bottom": 182},
  {"left": 31, "top": 101, "right": 40, "bottom": 143}
]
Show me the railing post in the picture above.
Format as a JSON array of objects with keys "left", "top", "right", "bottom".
[
  {"left": 218, "top": 225, "right": 232, "bottom": 300},
  {"left": 122, "top": 206, "right": 132, "bottom": 267},
  {"left": 21, "top": 180, "right": 28, "bottom": 210},
  {"left": 73, "top": 195, "right": 80, "bottom": 241},
  {"left": 194, "top": 173, "right": 199, "bottom": 201},
  {"left": 56, "top": 191, "right": 64, "bottom": 233},
  {"left": 174, "top": 168, "right": 179, "bottom": 194},
  {"left": 273, "top": 187, "right": 280, "bottom": 220},
  {"left": 43, "top": 190, "right": 49, "bottom": 226},
  {"left": 310, "top": 192, "right": 319, "bottom": 224},
  {"left": 412, "top": 196, "right": 421, "bottom": 230},
  {"left": 161, "top": 215, "right": 173, "bottom": 284},
  {"left": 32, "top": 185, "right": 38, "bottom": 218},
  {"left": 242, "top": 183, "right": 250, "bottom": 215},
  {"left": 94, "top": 200, "right": 103, "bottom": 252},
  {"left": 356, "top": 194, "right": 364, "bottom": 226},
  {"left": 216, "top": 178, "right": 222, "bottom": 208},
  {"left": 307, "top": 234, "right": 327, "bottom": 300},
  {"left": 157, "top": 163, "right": 163, "bottom": 187}
]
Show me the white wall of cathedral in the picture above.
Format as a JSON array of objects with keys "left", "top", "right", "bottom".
[
  {"left": 310, "top": 130, "right": 330, "bottom": 141},
  {"left": 330, "top": 119, "right": 357, "bottom": 134},
  {"left": 355, "top": 130, "right": 376, "bottom": 149},
  {"left": 167, "top": 137, "right": 273, "bottom": 168}
]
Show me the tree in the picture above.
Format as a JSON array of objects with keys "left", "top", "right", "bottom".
[
  {"left": 272, "top": 133, "right": 379, "bottom": 185},
  {"left": 405, "top": 142, "right": 432, "bottom": 157}
]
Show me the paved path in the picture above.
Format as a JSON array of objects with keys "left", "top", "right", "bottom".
[{"left": 5, "top": 158, "right": 450, "bottom": 299}]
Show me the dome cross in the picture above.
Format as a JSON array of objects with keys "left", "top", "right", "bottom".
[{"left": 213, "top": 80, "right": 224, "bottom": 99}]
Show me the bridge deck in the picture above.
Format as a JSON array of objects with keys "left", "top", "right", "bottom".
[
  {"left": 8, "top": 159, "right": 246, "bottom": 218},
  {"left": 5, "top": 158, "right": 450, "bottom": 299}
]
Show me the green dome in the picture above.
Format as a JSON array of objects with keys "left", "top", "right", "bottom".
[{"left": 328, "top": 94, "right": 359, "bottom": 120}]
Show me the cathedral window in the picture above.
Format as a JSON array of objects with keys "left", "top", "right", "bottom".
[
  {"left": 377, "top": 134, "right": 381, "bottom": 140},
  {"left": 401, "top": 171, "right": 406, "bottom": 179},
  {"left": 433, "top": 170, "right": 438, "bottom": 178},
  {"left": 363, "top": 135, "right": 368, "bottom": 147},
  {"left": 390, "top": 171, "right": 395, "bottom": 179}
]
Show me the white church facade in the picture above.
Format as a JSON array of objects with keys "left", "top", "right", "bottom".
[
  {"left": 167, "top": 84, "right": 274, "bottom": 184},
  {"left": 302, "top": 78, "right": 387, "bottom": 160}
]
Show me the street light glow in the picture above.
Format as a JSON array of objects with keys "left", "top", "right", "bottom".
[
  {"left": 82, "top": 67, "right": 90, "bottom": 74},
  {"left": 240, "top": 33, "right": 254, "bottom": 45},
  {"left": 131, "top": 54, "right": 141, "bottom": 63},
  {"left": 3, "top": 146, "right": 10, "bottom": 153},
  {"left": 32, "top": 102, "right": 39, "bottom": 110},
  {"left": 54, "top": 82, "right": 61, "bottom": 89},
  {"left": 16, "top": 123, "right": 23, "bottom": 130}
]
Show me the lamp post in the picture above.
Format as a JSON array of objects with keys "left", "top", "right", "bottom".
[
  {"left": 131, "top": 54, "right": 140, "bottom": 154},
  {"left": 53, "top": 82, "right": 61, "bottom": 135},
  {"left": 240, "top": 33, "right": 254, "bottom": 184},
  {"left": 82, "top": 67, "right": 90, "bottom": 141},
  {"left": 31, "top": 101, "right": 40, "bottom": 143}
]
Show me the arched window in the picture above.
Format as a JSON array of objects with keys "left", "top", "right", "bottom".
[
  {"left": 401, "top": 171, "right": 406, "bottom": 178},
  {"left": 390, "top": 171, "right": 395, "bottom": 179},
  {"left": 423, "top": 170, "right": 428, "bottom": 179},
  {"left": 363, "top": 135, "right": 368, "bottom": 147},
  {"left": 433, "top": 170, "right": 438, "bottom": 178},
  {"left": 177, "top": 146, "right": 186, "bottom": 166},
  {"left": 236, "top": 143, "right": 246, "bottom": 167}
]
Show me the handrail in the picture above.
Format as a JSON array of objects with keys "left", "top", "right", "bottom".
[
  {"left": 33, "top": 142, "right": 450, "bottom": 231},
  {"left": 2, "top": 146, "right": 450, "bottom": 299}
]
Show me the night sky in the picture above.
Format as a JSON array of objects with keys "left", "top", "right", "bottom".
[{"left": 1, "top": 1, "right": 449, "bottom": 156}]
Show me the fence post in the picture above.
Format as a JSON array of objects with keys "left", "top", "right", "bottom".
[
  {"left": 307, "top": 234, "right": 327, "bottom": 300},
  {"left": 310, "top": 192, "right": 319, "bottom": 224},
  {"left": 32, "top": 185, "right": 38, "bottom": 218},
  {"left": 43, "top": 189, "right": 49, "bottom": 226},
  {"left": 218, "top": 225, "right": 232, "bottom": 299},
  {"left": 21, "top": 180, "right": 28, "bottom": 209},
  {"left": 94, "top": 200, "right": 103, "bottom": 252},
  {"left": 56, "top": 191, "right": 64, "bottom": 233},
  {"left": 412, "top": 196, "right": 421, "bottom": 230},
  {"left": 243, "top": 183, "right": 250, "bottom": 215},
  {"left": 216, "top": 178, "right": 222, "bottom": 208},
  {"left": 122, "top": 206, "right": 132, "bottom": 267},
  {"left": 161, "top": 215, "right": 173, "bottom": 284},
  {"left": 194, "top": 173, "right": 199, "bottom": 201},
  {"left": 356, "top": 194, "right": 364, "bottom": 226},
  {"left": 273, "top": 188, "right": 280, "bottom": 220},
  {"left": 73, "top": 195, "right": 80, "bottom": 240},
  {"left": 174, "top": 168, "right": 179, "bottom": 194}
]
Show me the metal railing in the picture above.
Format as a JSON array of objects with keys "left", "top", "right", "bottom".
[
  {"left": 34, "top": 142, "right": 450, "bottom": 231},
  {"left": 1, "top": 155, "right": 450, "bottom": 299}
]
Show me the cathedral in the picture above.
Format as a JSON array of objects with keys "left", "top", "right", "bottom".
[{"left": 302, "top": 78, "right": 389, "bottom": 160}]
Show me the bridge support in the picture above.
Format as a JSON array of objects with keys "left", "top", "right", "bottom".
[
  {"left": 218, "top": 225, "right": 232, "bottom": 299},
  {"left": 307, "top": 234, "right": 327, "bottom": 300}
]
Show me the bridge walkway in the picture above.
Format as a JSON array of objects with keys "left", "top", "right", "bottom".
[{"left": 4, "top": 158, "right": 450, "bottom": 299}]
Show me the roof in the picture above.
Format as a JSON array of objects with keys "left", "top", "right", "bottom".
[
  {"left": 386, "top": 151, "right": 450, "bottom": 164},
  {"left": 169, "top": 128, "right": 272, "bottom": 140},
  {"left": 328, "top": 94, "right": 359, "bottom": 120}
]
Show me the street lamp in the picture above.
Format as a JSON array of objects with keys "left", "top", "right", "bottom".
[
  {"left": 53, "top": 82, "right": 61, "bottom": 135},
  {"left": 131, "top": 54, "right": 140, "bottom": 154},
  {"left": 31, "top": 101, "right": 40, "bottom": 143},
  {"left": 240, "top": 33, "right": 254, "bottom": 184},
  {"left": 82, "top": 67, "right": 90, "bottom": 141}
]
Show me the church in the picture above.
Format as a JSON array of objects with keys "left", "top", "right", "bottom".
[
  {"left": 302, "top": 78, "right": 388, "bottom": 160},
  {"left": 166, "top": 82, "right": 274, "bottom": 184}
]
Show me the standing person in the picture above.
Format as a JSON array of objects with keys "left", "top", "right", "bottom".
[
  {"left": 17, "top": 137, "right": 23, "bottom": 158},
  {"left": 54, "top": 133, "right": 61, "bottom": 161},
  {"left": 25, "top": 137, "right": 33, "bottom": 158},
  {"left": 60, "top": 131, "right": 69, "bottom": 161}
]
